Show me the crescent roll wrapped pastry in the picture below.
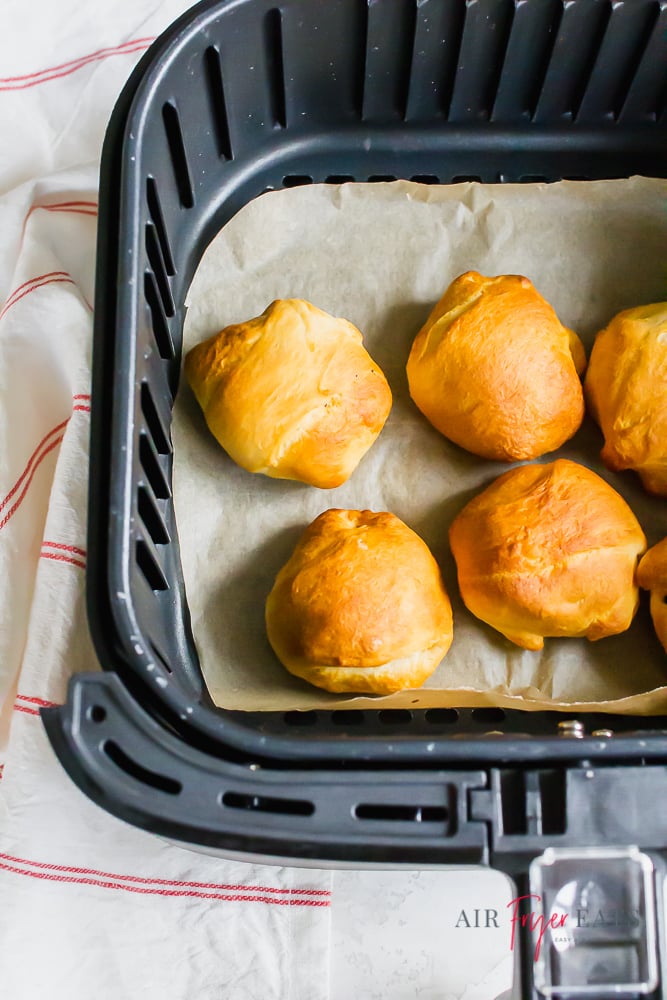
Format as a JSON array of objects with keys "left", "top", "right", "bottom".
[
  {"left": 449, "top": 459, "right": 646, "bottom": 651},
  {"left": 584, "top": 302, "right": 667, "bottom": 497},
  {"left": 637, "top": 538, "right": 667, "bottom": 654},
  {"left": 185, "top": 298, "right": 392, "bottom": 489},
  {"left": 265, "top": 509, "right": 454, "bottom": 694},
  {"left": 406, "top": 271, "right": 586, "bottom": 461}
]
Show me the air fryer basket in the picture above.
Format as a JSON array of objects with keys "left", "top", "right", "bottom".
[
  {"left": 42, "top": 3, "right": 667, "bottom": 993},
  {"left": 44, "top": 0, "right": 667, "bottom": 871}
]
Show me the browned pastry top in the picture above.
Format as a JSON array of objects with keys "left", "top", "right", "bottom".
[
  {"left": 265, "top": 509, "right": 454, "bottom": 694},
  {"left": 638, "top": 537, "right": 667, "bottom": 654},
  {"left": 585, "top": 302, "right": 667, "bottom": 497},
  {"left": 185, "top": 298, "right": 392, "bottom": 488},
  {"left": 449, "top": 459, "right": 647, "bottom": 650},
  {"left": 406, "top": 271, "right": 585, "bottom": 461}
]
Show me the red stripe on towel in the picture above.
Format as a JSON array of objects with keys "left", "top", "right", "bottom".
[
  {"left": 0, "top": 860, "right": 331, "bottom": 906},
  {"left": 42, "top": 542, "right": 87, "bottom": 557},
  {"left": 27, "top": 203, "right": 98, "bottom": 223},
  {"left": 2, "top": 270, "right": 68, "bottom": 307},
  {"left": 0, "top": 396, "right": 90, "bottom": 530},
  {"left": 0, "top": 38, "right": 155, "bottom": 91},
  {"left": 0, "top": 851, "right": 332, "bottom": 898},
  {"left": 45, "top": 207, "right": 98, "bottom": 217},
  {"left": 14, "top": 695, "right": 59, "bottom": 709},
  {"left": 41, "top": 201, "right": 98, "bottom": 210},
  {"left": 0, "top": 275, "right": 75, "bottom": 322},
  {"left": 40, "top": 551, "right": 86, "bottom": 570},
  {"left": 0, "top": 420, "right": 68, "bottom": 517},
  {"left": 0, "top": 435, "right": 64, "bottom": 530}
]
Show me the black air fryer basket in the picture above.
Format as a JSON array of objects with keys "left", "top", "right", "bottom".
[{"left": 43, "top": 0, "right": 667, "bottom": 946}]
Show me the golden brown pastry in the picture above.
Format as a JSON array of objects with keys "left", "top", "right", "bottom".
[
  {"left": 449, "top": 459, "right": 646, "bottom": 651},
  {"left": 265, "top": 509, "right": 453, "bottom": 694},
  {"left": 406, "top": 271, "right": 586, "bottom": 461},
  {"left": 185, "top": 299, "right": 392, "bottom": 489},
  {"left": 637, "top": 538, "right": 667, "bottom": 654},
  {"left": 584, "top": 302, "right": 667, "bottom": 497}
]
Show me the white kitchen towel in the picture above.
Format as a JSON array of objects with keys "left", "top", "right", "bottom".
[{"left": 0, "top": 3, "right": 332, "bottom": 998}]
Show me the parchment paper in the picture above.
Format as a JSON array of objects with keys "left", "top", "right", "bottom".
[{"left": 173, "top": 177, "right": 667, "bottom": 713}]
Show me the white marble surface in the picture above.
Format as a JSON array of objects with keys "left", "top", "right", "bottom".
[{"left": 330, "top": 868, "right": 519, "bottom": 1000}]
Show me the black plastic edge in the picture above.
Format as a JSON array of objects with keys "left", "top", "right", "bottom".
[
  {"left": 41, "top": 674, "right": 667, "bottom": 881},
  {"left": 86, "top": 37, "right": 164, "bottom": 683},
  {"left": 41, "top": 673, "right": 491, "bottom": 865}
]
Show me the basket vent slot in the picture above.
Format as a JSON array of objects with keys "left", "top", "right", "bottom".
[
  {"left": 534, "top": 0, "right": 613, "bottom": 122},
  {"left": 325, "top": 174, "right": 355, "bottom": 184},
  {"left": 144, "top": 271, "right": 175, "bottom": 361},
  {"left": 490, "top": 0, "right": 562, "bottom": 122},
  {"left": 483, "top": 0, "right": 516, "bottom": 121},
  {"left": 149, "top": 640, "right": 173, "bottom": 675},
  {"left": 282, "top": 174, "right": 313, "bottom": 187},
  {"left": 283, "top": 710, "right": 317, "bottom": 726},
  {"left": 138, "top": 484, "right": 170, "bottom": 546},
  {"left": 136, "top": 536, "right": 169, "bottom": 592},
  {"left": 222, "top": 791, "right": 314, "bottom": 816},
  {"left": 146, "top": 177, "right": 175, "bottom": 276},
  {"left": 527, "top": 0, "right": 563, "bottom": 121},
  {"left": 162, "top": 101, "right": 194, "bottom": 209},
  {"left": 139, "top": 432, "right": 171, "bottom": 501},
  {"left": 447, "top": 0, "right": 516, "bottom": 121},
  {"left": 525, "top": 0, "right": 564, "bottom": 121},
  {"left": 436, "top": 0, "right": 467, "bottom": 120},
  {"left": 404, "top": 0, "right": 466, "bottom": 121},
  {"left": 396, "top": 0, "right": 417, "bottom": 121},
  {"left": 141, "top": 382, "right": 171, "bottom": 456},
  {"left": 331, "top": 710, "right": 364, "bottom": 726},
  {"left": 354, "top": 0, "right": 369, "bottom": 118},
  {"left": 424, "top": 708, "right": 459, "bottom": 725},
  {"left": 378, "top": 709, "right": 412, "bottom": 725},
  {"left": 362, "top": 0, "right": 418, "bottom": 120},
  {"left": 471, "top": 707, "right": 506, "bottom": 724},
  {"left": 204, "top": 46, "right": 233, "bottom": 158},
  {"left": 410, "top": 174, "right": 440, "bottom": 184},
  {"left": 145, "top": 221, "right": 175, "bottom": 318},
  {"left": 610, "top": 1, "right": 662, "bottom": 121},
  {"left": 619, "top": 3, "right": 667, "bottom": 122},
  {"left": 264, "top": 8, "right": 286, "bottom": 128},
  {"left": 104, "top": 740, "right": 181, "bottom": 794},
  {"left": 571, "top": 1, "right": 613, "bottom": 121},
  {"left": 355, "top": 803, "right": 448, "bottom": 823}
]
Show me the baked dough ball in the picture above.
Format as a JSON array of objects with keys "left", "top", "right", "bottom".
[
  {"left": 265, "top": 509, "right": 453, "bottom": 694},
  {"left": 185, "top": 299, "right": 392, "bottom": 488},
  {"left": 449, "top": 459, "right": 646, "bottom": 651},
  {"left": 406, "top": 271, "right": 586, "bottom": 461},
  {"left": 584, "top": 302, "right": 667, "bottom": 497},
  {"left": 637, "top": 538, "right": 667, "bottom": 654}
]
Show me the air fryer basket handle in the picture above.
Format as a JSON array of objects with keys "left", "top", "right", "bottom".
[{"left": 44, "top": 672, "right": 667, "bottom": 998}]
